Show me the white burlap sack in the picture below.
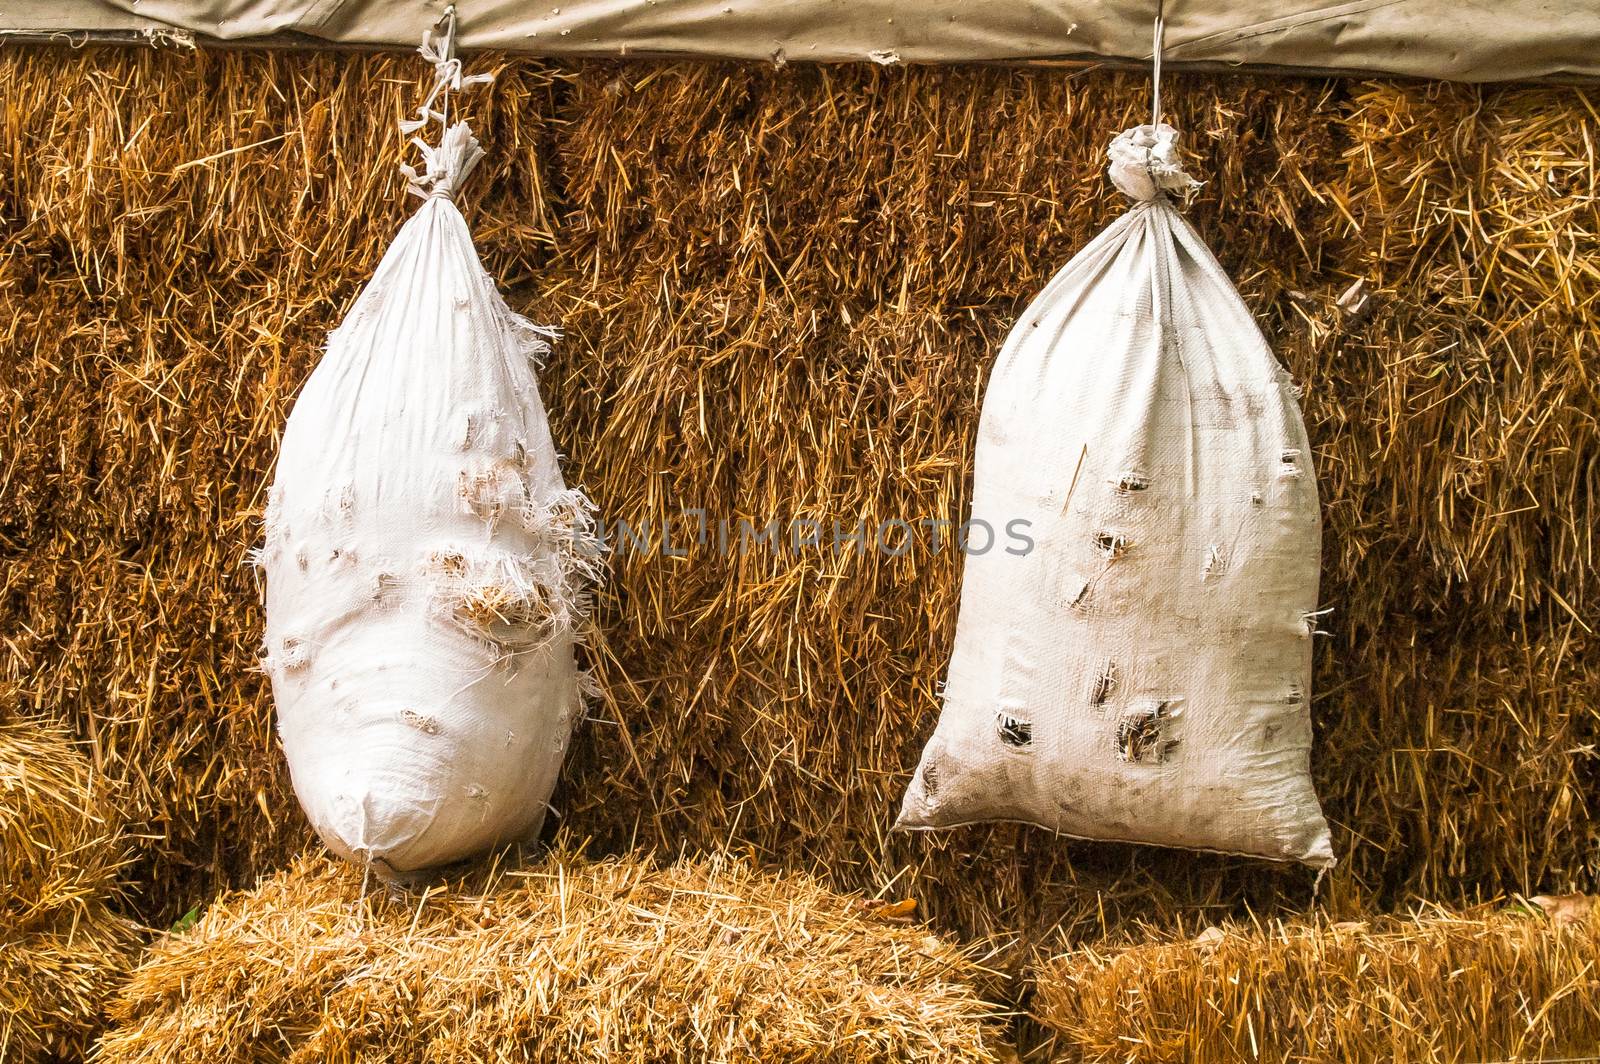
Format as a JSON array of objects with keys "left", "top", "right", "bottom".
[
  {"left": 259, "top": 121, "right": 596, "bottom": 877},
  {"left": 897, "top": 125, "right": 1334, "bottom": 867}
]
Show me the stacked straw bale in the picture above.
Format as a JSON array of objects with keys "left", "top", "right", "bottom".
[
  {"left": 95, "top": 851, "right": 1011, "bottom": 1063},
  {"left": 1, "top": 47, "right": 1596, "bottom": 944},
  {"left": 0, "top": 713, "right": 141, "bottom": 1061},
  {"left": 1032, "top": 901, "right": 1600, "bottom": 1061}
]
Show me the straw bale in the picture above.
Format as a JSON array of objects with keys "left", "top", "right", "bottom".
[
  {"left": 1, "top": 47, "right": 1596, "bottom": 943},
  {"left": 0, "top": 713, "right": 141, "bottom": 1061},
  {"left": 1032, "top": 899, "right": 1600, "bottom": 1061},
  {"left": 95, "top": 850, "right": 1011, "bottom": 1063},
  {"left": 1307, "top": 80, "right": 1600, "bottom": 905}
]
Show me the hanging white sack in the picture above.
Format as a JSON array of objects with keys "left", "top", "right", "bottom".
[
  {"left": 896, "top": 123, "right": 1334, "bottom": 867},
  {"left": 259, "top": 47, "right": 597, "bottom": 878}
]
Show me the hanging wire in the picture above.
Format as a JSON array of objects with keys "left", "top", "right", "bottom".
[
  {"left": 1151, "top": 0, "right": 1165, "bottom": 129},
  {"left": 401, "top": 4, "right": 491, "bottom": 141},
  {"left": 397, "top": 4, "right": 495, "bottom": 199},
  {"left": 437, "top": 4, "right": 457, "bottom": 129}
]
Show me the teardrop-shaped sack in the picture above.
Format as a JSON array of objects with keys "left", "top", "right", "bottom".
[
  {"left": 897, "top": 125, "right": 1333, "bottom": 867},
  {"left": 260, "top": 123, "right": 597, "bottom": 877}
]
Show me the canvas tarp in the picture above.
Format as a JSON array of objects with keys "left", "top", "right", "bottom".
[{"left": 4, "top": 0, "right": 1597, "bottom": 82}]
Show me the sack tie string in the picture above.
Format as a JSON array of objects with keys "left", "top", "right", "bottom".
[
  {"left": 399, "top": 6, "right": 494, "bottom": 202},
  {"left": 1106, "top": 3, "right": 1202, "bottom": 204}
]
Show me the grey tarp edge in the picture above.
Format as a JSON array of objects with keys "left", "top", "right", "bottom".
[{"left": 2, "top": 0, "right": 1598, "bottom": 82}]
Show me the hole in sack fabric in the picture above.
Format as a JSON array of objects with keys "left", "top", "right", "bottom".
[
  {"left": 1091, "top": 663, "right": 1120, "bottom": 707},
  {"left": 1201, "top": 544, "right": 1228, "bottom": 581},
  {"left": 371, "top": 569, "right": 399, "bottom": 605},
  {"left": 277, "top": 635, "right": 312, "bottom": 671},
  {"left": 332, "top": 483, "right": 355, "bottom": 524},
  {"left": 429, "top": 549, "right": 470, "bottom": 577},
  {"left": 458, "top": 461, "right": 530, "bottom": 525},
  {"left": 426, "top": 500, "right": 596, "bottom": 657},
  {"left": 1284, "top": 682, "right": 1305, "bottom": 705},
  {"left": 427, "top": 547, "right": 587, "bottom": 659},
  {"left": 1114, "top": 472, "right": 1150, "bottom": 494},
  {"left": 921, "top": 756, "right": 941, "bottom": 797},
  {"left": 1279, "top": 450, "right": 1303, "bottom": 478},
  {"left": 1061, "top": 575, "right": 1093, "bottom": 612},
  {"left": 1116, "top": 700, "right": 1180, "bottom": 764},
  {"left": 451, "top": 572, "right": 562, "bottom": 650},
  {"left": 1093, "top": 531, "right": 1129, "bottom": 560},
  {"left": 996, "top": 713, "right": 1034, "bottom": 748},
  {"left": 400, "top": 709, "right": 441, "bottom": 735}
]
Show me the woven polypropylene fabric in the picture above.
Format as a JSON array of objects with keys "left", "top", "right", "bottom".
[
  {"left": 898, "top": 133, "right": 1333, "bottom": 866},
  {"left": 261, "top": 124, "right": 592, "bottom": 876}
]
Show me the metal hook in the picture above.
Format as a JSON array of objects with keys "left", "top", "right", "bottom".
[
  {"left": 435, "top": 3, "right": 458, "bottom": 65},
  {"left": 429, "top": 4, "right": 459, "bottom": 128},
  {"left": 1151, "top": 1, "right": 1165, "bottom": 129}
]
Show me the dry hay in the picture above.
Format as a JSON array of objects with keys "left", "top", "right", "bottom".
[
  {"left": 0, "top": 712, "right": 141, "bottom": 1061},
  {"left": 1032, "top": 899, "right": 1600, "bottom": 1062},
  {"left": 95, "top": 850, "right": 1011, "bottom": 1063},
  {"left": 0, "top": 46, "right": 1596, "bottom": 947}
]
